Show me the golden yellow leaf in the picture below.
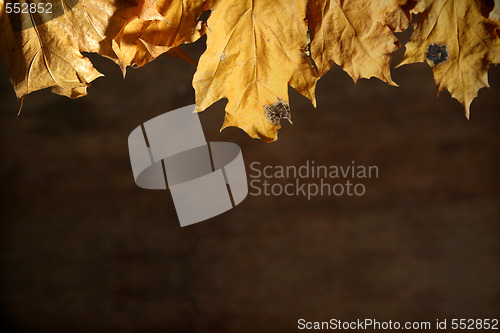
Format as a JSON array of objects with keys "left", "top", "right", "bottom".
[
  {"left": 2, "top": 0, "right": 497, "bottom": 142},
  {"left": 0, "top": 0, "right": 136, "bottom": 102},
  {"left": 112, "top": 0, "right": 205, "bottom": 72},
  {"left": 193, "top": 0, "right": 318, "bottom": 142},
  {"left": 308, "top": 0, "right": 404, "bottom": 84},
  {"left": 371, "top": 0, "right": 411, "bottom": 33},
  {"left": 399, "top": 0, "right": 500, "bottom": 117}
]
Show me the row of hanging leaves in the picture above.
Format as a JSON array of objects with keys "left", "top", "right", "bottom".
[{"left": 1, "top": 0, "right": 499, "bottom": 142}]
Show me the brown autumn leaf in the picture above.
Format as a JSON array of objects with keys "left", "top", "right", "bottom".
[
  {"left": 1, "top": 0, "right": 498, "bottom": 141},
  {"left": 192, "top": 0, "right": 409, "bottom": 141},
  {"left": 0, "top": 0, "right": 137, "bottom": 103},
  {"left": 111, "top": 0, "right": 206, "bottom": 72},
  {"left": 307, "top": 0, "right": 408, "bottom": 83},
  {"left": 192, "top": 0, "right": 318, "bottom": 142},
  {"left": 371, "top": 0, "right": 411, "bottom": 33},
  {"left": 399, "top": 0, "right": 500, "bottom": 117}
]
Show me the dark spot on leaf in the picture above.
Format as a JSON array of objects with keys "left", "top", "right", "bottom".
[
  {"left": 265, "top": 98, "right": 292, "bottom": 125},
  {"left": 426, "top": 43, "right": 448, "bottom": 66}
]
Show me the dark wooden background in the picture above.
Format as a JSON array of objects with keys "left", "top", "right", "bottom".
[{"left": 1, "top": 30, "right": 499, "bottom": 332}]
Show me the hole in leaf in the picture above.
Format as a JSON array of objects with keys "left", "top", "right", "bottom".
[
  {"left": 198, "top": 10, "right": 211, "bottom": 23},
  {"left": 306, "top": 29, "right": 319, "bottom": 74}
]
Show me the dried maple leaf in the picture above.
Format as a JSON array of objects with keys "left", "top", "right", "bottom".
[
  {"left": 192, "top": 0, "right": 318, "bottom": 142},
  {"left": 399, "top": 0, "right": 500, "bottom": 117},
  {"left": 371, "top": 0, "right": 411, "bottom": 33},
  {"left": 1, "top": 0, "right": 498, "bottom": 142},
  {"left": 307, "top": 0, "right": 407, "bottom": 84},
  {"left": 112, "top": 0, "right": 206, "bottom": 72},
  {"left": 0, "top": 0, "right": 136, "bottom": 103}
]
